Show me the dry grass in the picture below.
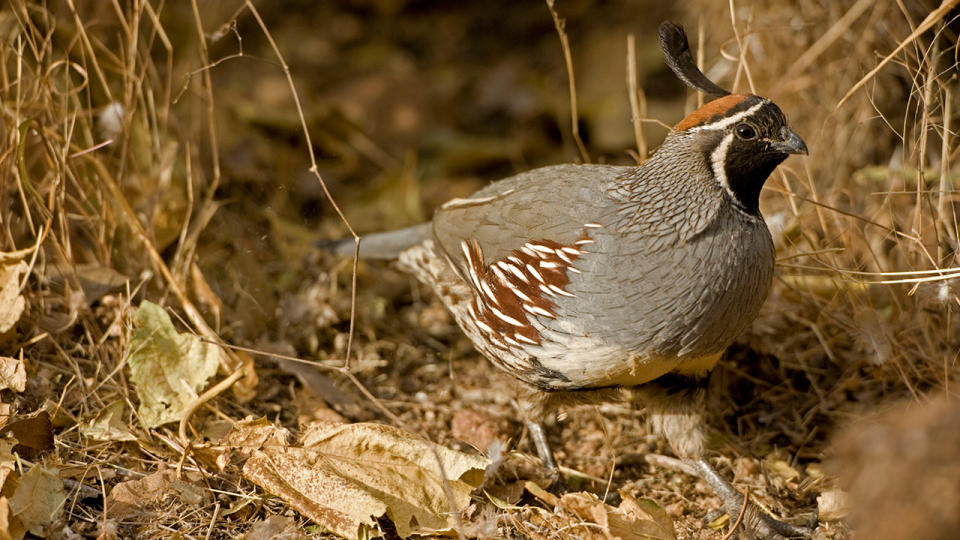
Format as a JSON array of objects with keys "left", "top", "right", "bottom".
[{"left": 1, "top": 0, "right": 957, "bottom": 538}]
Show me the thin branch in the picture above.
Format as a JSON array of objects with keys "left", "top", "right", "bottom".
[{"left": 545, "top": 0, "right": 589, "bottom": 163}]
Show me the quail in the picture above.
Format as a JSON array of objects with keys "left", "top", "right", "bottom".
[{"left": 325, "top": 21, "right": 810, "bottom": 538}]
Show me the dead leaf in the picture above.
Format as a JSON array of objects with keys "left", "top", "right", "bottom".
[
  {"left": 8, "top": 465, "right": 65, "bottom": 536},
  {"left": 816, "top": 489, "right": 849, "bottom": 521},
  {"left": 0, "top": 260, "right": 28, "bottom": 336},
  {"left": 0, "top": 412, "right": 54, "bottom": 460},
  {"left": 764, "top": 454, "right": 801, "bottom": 490},
  {"left": 242, "top": 515, "right": 306, "bottom": 540},
  {"left": 293, "top": 388, "right": 347, "bottom": 426},
  {"left": 241, "top": 421, "right": 489, "bottom": 539},
  {"left": 451, "top": 408, "right": 508, "bottom": 453},
  {"left": 45, "top": 263, "right": 128, "bottom": 304},
  {"left": 126, "top": 301, "right": 220, "bottom": 428},
  {"left": 276, "top": 356, "right": 371, "bottom": 421},
  {"left": 524, "top": 480, "right": 559, "bottom": 507},
  {"left": 106, "top": 469, "right": 204, "bottom": 519},
  {"left": 80, "top": 401, "right": 137, "bottom": 442},
  {"left": 0, "top": 357, "right": 25, "bottom": 393},
  {"left": 611, "top": 491, "right": 676, "bottom": 540},
  {"left": 556, "top": 491, "right": 676, "bottom": 540},
  {"left": 0, "top": 442, "right": 17, "bottom": 494},
  {"left": 220, "top": 417, "right": 291, "bottom": 452},
  {"left": 0, "top": 495, "right": 26, "bottom": 540},
  {"left": 189, "top": 262, "right": 223, "bottom": 331},
  {"left": 231, "top": 350, "right": 258, "bottom": 404}
]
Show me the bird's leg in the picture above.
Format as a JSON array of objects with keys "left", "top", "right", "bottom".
[
  {"left": 526, "top": 419, "right": 568, "bottom": 492},
  {"left": 634, "top": 374, "right": 812, "bottom": 539},
  {"left": 515, "top": 385, "right": 570, "bottom": 491},
  {"left": 526, "top": 420, "right": 559, "bottom": 475}
]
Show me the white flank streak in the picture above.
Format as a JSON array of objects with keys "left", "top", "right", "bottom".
[
  {"left": 575, "top": 239, "right": 594, "bottom": 245},
  {"left": 508, "top": 256, "right": 523, "bottom": 265},
  {"left": 499, "top": 261, "right": 528, "bottom": 283},
  {"left": 509, "top": 285, "right": 532, "bottom": 302},
  {"left": 549, "top": 284, "right": 574, "bottom": 297},
  {"left": 527, "top": 305, "right": 554, "bottom": 318},
  {"left": 491, "top": 265, "right": 509, "bottom": 284},
  {"left": 687, "top": 100, "right": 768, "bottom": 132},
  {"left": 561, "top": 247, "right": 580, "bottom": 255},
  {"left": 503, "top": 335, "right": 522, "bottom": 347},
  {"left": 526, "top": 264, "right": 545, "bottom": 283},
  {"left": 460, "top": 241, "right": 472, "bottom": 264},
  {"left": 710, "top": 132, "right": 736, "bottom": 197},
  {"left": 540, "top": 261, "right": 560, "bottom": 269},
  {"left": 520, "top": 246, "right": 536, "bottom": 257},
  {"left": 480, "top": 280, "right": 499, "bottom": 304},
  {"left": 584, "top": 222, "right": 603, "bottom": 228},
  {"left": 529, "top": 244, "right": 554, "bottom": 254},
  {"left": 539, "top": 284, "right": 555, "bottom": 297},
  {"left": 467, "top": 302, "right": 478, "bottom": 319},
  {"left": 516, "top": 334, "right": 538, "bottom": 345},
  {"left": 568, "top": 266, "right": 582, "bottom": 274},
  {"left": 468, "top": 265, "right": 482, "bottom": 290},
  {"left": 555, "top": 251, "right": 572, "bottom": 264},
  {"left": 489, "top": 306, "right": 525, "bottom": 327},
  {"left": 475, "top": 319, "right": 494, "bottom": 333}
]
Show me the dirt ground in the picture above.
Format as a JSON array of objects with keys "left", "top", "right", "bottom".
[{"left": 1, "top": 0, "right": 958, "bottom": 538}]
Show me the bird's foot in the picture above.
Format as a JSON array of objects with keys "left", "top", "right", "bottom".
[{"left": 686, "top": 458, "right": 813, "bottom": 539}]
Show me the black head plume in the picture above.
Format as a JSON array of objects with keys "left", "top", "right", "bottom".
[{"left": 658, "top": 21, "right": 730, "bottom": 97}]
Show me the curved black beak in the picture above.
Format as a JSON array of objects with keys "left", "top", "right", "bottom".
[{"left": 772, "top": 127, "right": 808, "bottom": 155}]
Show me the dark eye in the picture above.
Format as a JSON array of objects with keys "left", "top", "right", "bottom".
[{"left": 735, "top": 123, "right": 757, "bottom": 139}]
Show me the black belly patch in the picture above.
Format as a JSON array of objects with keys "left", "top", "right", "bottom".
[{"left": 522, "top": 356, "right": 572, "bottom": 389}]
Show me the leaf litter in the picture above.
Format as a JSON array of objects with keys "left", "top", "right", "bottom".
[
  {"left": 1, "top": 0, "right": 954, "bottom": 538},
  {"left": 126, "top": 301, "right": 221, "bottom": 428}
]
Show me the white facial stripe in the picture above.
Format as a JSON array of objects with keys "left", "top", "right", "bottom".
[
  {"left": 710, "top": 132, "right": 735, "bottom": 198},
  {"left": 686, "top": 99, "right": 768, "bottom": 132}
]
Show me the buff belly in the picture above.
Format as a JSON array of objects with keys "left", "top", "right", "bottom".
[{"left": 546, "top": 349, "right": 724, "bottom": 388}]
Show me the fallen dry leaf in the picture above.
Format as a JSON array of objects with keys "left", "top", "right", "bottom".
[
  {"left": 0, "top": 357, "right": 25, "bottom": 393},
  {"left": 0, "top": 260, "right": 28, "bottom": 336},
  {"left": 0, "top": 495, "right": 27, "bottom": 540},
  {"left": 557, "top": 491, "right": 676, "bottom": 540},
  {"left": 764, "top": 455, "right": 801, "bottom": 490},
  {"left": 242, "top": 515, "right": 307, "bottom": 540},
  {"left": 45, "top": 263, "right": 129, "bottom": 304},
  {"left": 451, "top": 408, "right": 509, "bottom": 453},
  {"left": 0, "top": 442, "right": 17, "bottom": 493},
  {"left": 126, "top": 301, "right": 220, "bottom": 428},
  {"left": 106, "top": 469, "right": 205, "bottom": 519},
  {"left": 816, "top": 489, "right": 849, "bottom": 521},
  {"left": 0, "top": 412, "right": 54, "bottom": 460},
  {"left": 221, "top": 417, "right": 291, "bottom": 452},
  {"left": 8, "top": 465, "right": 65, "bottom": 536},
  {"left": 80, "top": 401, "right": 137, "bottom": 442},
  {"left": 241, "top": 421, "right": 489, "bottom": 539}
]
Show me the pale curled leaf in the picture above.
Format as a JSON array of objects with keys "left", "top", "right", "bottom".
[
  {"left": 242, "top": 421, "right": 490, "bottom": 539},
  {"left": 0, "top": 260, "right": 28, "bottom": 335},
  {"left": 8, "top": 466, "right": 65, "bottom": 536},
  {"left": 0, "top": 357, "right": 25, "bottom": 393},
  {"left": 80, "top": 401, "right": 137, "bottom": 442},
  {"left": 126, "top": 301, "right": 220, "bottom": 428},
  {"left": 816, "top": 489, "right": 849, "bottom": 521}
]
